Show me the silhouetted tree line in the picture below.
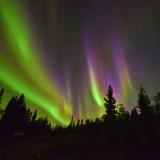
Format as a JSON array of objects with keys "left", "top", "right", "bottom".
[
  {"left": 0, "top": 85, "right": 160, "bottom": 147},
  {"left": 52, "top": 85, "right": 160, "bottom": 147},
  {"left": 0, "top": 90, "right": 51, "bottom": 136}
]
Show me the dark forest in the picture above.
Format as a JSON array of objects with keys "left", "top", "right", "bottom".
[{"left": 0, "top": 85, "right": 160, "bottom": 159}]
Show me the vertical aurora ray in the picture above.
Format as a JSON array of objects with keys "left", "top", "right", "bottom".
[
  {"left": 0, "top": 59, "right": 70, "bottom": 125},
  {"left": 62, "top": 74, "right": 73, "bottom": 116},
  {"left": 112, "top": 35, "right": 134, "bottom": 107},
  {"left": 85, "top": 40, "right": 104, "bottom": 107},
  {"left": 0, "top": 0, "right": 140, "bottom": 125},
  {"left": 88, "top": 64, "right": 104, "bottom": 107},
  {"left": 0, "top": 0, "right": 61, "bottom": 99},
  {"left": 0, "top": 0, "right": 72, "bottom": 125},
  {"left": 84, "top": 28, "right": 134, "bottom": 110},
  {"left": 0, "top": 65, "right": 68, "bottom": 125}
]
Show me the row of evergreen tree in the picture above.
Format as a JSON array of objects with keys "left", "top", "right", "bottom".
[
  {"left": 0, "top": 89, "right": 51, "bottom": 136},
  {"left": 0, "top": 85, "right": 160, "bottom": 146}
]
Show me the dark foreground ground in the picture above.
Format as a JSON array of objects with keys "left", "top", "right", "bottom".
[{"left": 0, "top": 136, "right": 160, "bottom": 160}]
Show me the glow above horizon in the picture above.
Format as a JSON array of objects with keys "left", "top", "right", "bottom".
[{"left": 0, "top": 0, "right": 158, "bottom": 125}]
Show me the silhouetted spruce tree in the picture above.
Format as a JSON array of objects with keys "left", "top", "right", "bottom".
[
  {"left": 131, "top": 107, "right": 138, "bottom": 120},
  {"left": 153, "top": 92, "right": 160, "bottom": 115},
  {"left": 0, "top": 88, "right": 4, "bottom": 117},
  {"left": 137, "top": 86, "right": 152, "bottom": 118},
  {"left": 80, "top": 119, "right": 84, "bottom": 126},
  {"left": 77, "top": 119, "right": 80, "bottom": 127},
  {"left": 34, "top": 117, "right": 51, "bottom": 135},
  {"left": 0, "top": 95, "right": 32, "bottom": 135},
  {"left": 136, "top": 86, "right": 154, "bottom": 144},
  {"left": 103, "top": 85, "right": 117, "bottom": 120},
  {"left": 68, "top": 116, "right": 75, "bottom": 130},
  {"left": 153, "top": 92, "right": 160, "bottom": 144},
  {"left": 0, "top": 88, "right": 4, "bottom": 104},
  {"left": 85, "top": 119, "right": 92, "bottom": 134},
  {"left": 31, "top": 110, "right": 37, "bottom": 123},
  {"left": 29, "top": 109, "right": 37, "bottom": 135},
  {"left": 153, "top": 92, "right": 160, "bottom": 135},
  {"left": 116, "top": 104, "right": 126, "bottom": 119},
  {"left": 102, "top": 86, "right": 119, "bottom": 146}
]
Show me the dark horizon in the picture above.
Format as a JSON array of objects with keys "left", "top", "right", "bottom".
[{"left": 0, "top": 85, "right": 160, "bottom": 159}]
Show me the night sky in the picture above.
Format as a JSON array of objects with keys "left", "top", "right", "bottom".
[{"left": 0, "top": 0, "right": 160, "bottom": 125}]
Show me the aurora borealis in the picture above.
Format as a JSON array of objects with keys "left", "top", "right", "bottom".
[{"left": 0, "top": 0, "right": 160, "bottom": 125}]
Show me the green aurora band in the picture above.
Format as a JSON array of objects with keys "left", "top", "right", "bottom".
[
  {"left": 0, "top": 0, "right": 135, "bottom": 125},
  {"left": 0, "top": 0, "right": 72, "bottom": 125}
]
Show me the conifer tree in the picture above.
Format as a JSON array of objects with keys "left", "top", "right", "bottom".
[
  {"left": 153, "top": 92, "right": 160, "bottom": 115},
  {"left": 137, "top": 86, "right": 152, "bottom": 117},
  {"left": 104, "top": 85, "right": 117, "bottom": 120},
  {"left": 0, "top": 88, "right": 4, "bottom": 116},
  {"left": 0, "top": 88, "right": 4, "bottom": 105}
]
